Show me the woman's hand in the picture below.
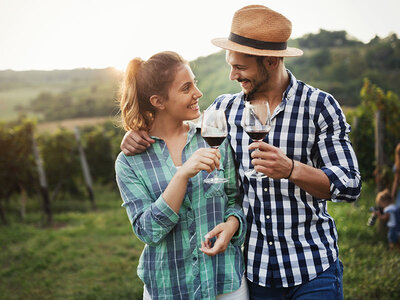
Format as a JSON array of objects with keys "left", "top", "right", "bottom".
[
  {"left": 178, "top": 148, "right": 221, "bottom": 179},
  {"left": 199, "top": 216, "right": 239, "bottom": 256}
]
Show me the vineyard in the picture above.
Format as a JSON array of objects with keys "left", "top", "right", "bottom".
[
  {"left": 1, "top": 30, "right": 400, "bottom": 299},
  {"left": 0, "top": 118, "right": 124, "bottom": 225}
]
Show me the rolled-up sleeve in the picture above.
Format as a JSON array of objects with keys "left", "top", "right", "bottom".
[
  {"left": 317, "top": 95, "right": 362, "bottom": 202},
  {"left": 222, "top": 141, "right": 246, "bottom": 245},
  {"left": 115, "top": 153, "right": 179, "bottom": 246}
]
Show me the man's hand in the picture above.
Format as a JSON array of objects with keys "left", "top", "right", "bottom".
[
  {"left": 248, "top": 141, "right": 292, "bottom": 179},
  {"left": 199, "top": 216, "right": 239, "bottom": 256},
  {"left": 249, "top": 141, "right": 331, "bottom": 199},
  {"left": 120, "top": 130, "right": 155, "bottom": 156}
]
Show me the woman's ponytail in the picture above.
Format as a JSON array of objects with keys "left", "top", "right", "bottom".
[{"left": 119, "top": 58, "right": 148, "bottom": 131}]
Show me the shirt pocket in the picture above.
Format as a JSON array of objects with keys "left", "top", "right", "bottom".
[
  {"left": 201, "top": 166, "right": 226, "bottom": 196},
  {"left": 204, "top": 182, "right": 225, "bottom": 198},
  {"left": 203, "top": 180, "right": 226, "bottom": 231}
]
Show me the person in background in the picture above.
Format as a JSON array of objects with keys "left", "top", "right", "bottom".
[
  {"left": 115, "top": 51, "right": 248, "bottom": 300},
  {"left": 373, "top": 189, "right": 400, "bottom": 250},
  {"left": 391, "top": 143, "right": 400, "bottom": 207},
  {"left": 120, "top": 5, "right": 362, "bottom": 299}
]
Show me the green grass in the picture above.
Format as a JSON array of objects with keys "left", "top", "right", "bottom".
[
  {"left": 0, "top": 186, "right": 145, "bottom": 300},
  {"left": 330, "top": 183, "right": 400, "bottom": 299},
  {"left": 1, "top": 183, "right": 400, "bottom": 299}
]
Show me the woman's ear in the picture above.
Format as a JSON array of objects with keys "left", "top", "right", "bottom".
[{"left": 149, "top": 95, "right": 165, "bottom": 110}]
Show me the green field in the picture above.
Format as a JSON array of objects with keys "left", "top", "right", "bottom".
[
  {"left": 0, "top": 86, "right": 64, "bottom": 120},
  {"left": 1, "top": 183, "right": 400, "bottom": 300}
]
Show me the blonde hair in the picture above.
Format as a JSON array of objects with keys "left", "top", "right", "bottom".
[
  {"left": 119, "top": 51, "right": 187, "bottom": 131},
  {"left": 376, "top": 188, "right": 392, "bottom": 206}
]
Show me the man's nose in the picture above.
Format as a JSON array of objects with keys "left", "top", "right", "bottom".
[{"left": 230, "top": 67, "right": 241, "bottom": 81}]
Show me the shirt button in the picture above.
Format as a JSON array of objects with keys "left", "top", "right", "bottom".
[
  {"left": 269, "top": 241, "right": 273, "bottom": 246},
  {"left": 266, "top": 215, "right": 270, "bottom": 219},
  {"left": 264, "top": 188, "right": 268, "bottom": 192}
]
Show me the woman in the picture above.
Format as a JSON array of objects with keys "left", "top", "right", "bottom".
[
  {"left": 115, "top": 51, "right": 248, "bottom": 300},
  {"left": 392, "top": 143, "right": 400, "bottom": 207}
]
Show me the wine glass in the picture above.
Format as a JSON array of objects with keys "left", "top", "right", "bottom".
[
  {"left": 201, "top": 108, "right": 229, "bottom": 184},
  {"left": 243, "top": 100, "right": 271, "bottom": 179}
]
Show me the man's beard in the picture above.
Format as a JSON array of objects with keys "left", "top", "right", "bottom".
[{"left": 241, "top": 63, "right": 269, "bottom": 100}]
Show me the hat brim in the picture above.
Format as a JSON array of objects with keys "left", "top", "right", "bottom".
[{"left": 211, "top": 37, "right": 303, "bottom": 57}]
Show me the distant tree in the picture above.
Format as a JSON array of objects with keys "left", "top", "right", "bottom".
[
  {"left": 365, "top": 33, "right": 400, "bottom": 70},
  {"left": 298, "top": 29, "right": 361, "bottom": 49},
  {"left": 312, "top": 48, "right": 331, "bottom": 67}
]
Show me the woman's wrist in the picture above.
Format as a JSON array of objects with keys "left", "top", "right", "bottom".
[
  {"left": 174, "top": 167, "right": 191, "bottom": 181},
  {"left": 226, "top": 216, "right": 240, "bottom": 235}
]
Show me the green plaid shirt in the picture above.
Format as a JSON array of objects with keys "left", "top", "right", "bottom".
[{"left": 115, "top": 122, "right": 246, "bottom": 300}]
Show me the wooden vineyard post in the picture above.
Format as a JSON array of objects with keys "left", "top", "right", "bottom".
[
  {"left": 74, "top": 127, "right": 96, "bottom": 210},
  {"left": 31, "top": 132, "right": 52, "bottom": 225},
  {"left": 374, "top": 110, "right": 384, "bottom": 193}
]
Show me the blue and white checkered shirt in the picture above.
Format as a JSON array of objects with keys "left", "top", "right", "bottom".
[{"left": 210, "top": 70, "right": 361, "bottom": 288}]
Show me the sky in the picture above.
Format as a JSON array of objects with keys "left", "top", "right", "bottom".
[{"left": 0, "top": 0, "right": 399, "bottom": 71}]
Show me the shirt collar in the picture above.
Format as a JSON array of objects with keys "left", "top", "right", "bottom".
[
  {"left": 283, "top": 69, "right": 298, "bottom": 103},
  {"left": 186, "top": 121, "right": 198, "bottom": 141},
  {"left": 267, "top": 70, "right": 298, "bottom": 119},
  {"left": 151, "top": 121, "right": 198, "bottom": 145}
]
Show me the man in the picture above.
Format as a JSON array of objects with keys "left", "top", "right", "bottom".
[{"left": 120, "top": 5, "right": 361, "bottom": 299}]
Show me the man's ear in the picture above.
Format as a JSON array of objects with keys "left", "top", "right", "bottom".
[
  {"left": 149, "top": 95, "right": 165, "bottom": 110},
  {"left": 265, "top": 56, "right": 279, "bottom": 69}
]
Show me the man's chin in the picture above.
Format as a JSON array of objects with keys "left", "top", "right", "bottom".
[
  {"left": 240, "top": 87, "right": 252, "bottom": 95},
  {"left": 242, "top": 89, "right": 256, "bottom": 99}
]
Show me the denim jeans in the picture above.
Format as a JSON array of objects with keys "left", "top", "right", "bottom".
[
  {"left": 248, "top": 259, "right": 344, "bottom": 300},
  {"left": 388, "top": 226, "right": 399, "bottom": 243}
]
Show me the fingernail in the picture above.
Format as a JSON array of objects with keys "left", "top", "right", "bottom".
[{"left": 204, "top": 234, "right": 210, "bottom": 239}]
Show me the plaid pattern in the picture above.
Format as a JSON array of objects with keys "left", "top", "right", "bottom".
[
  {"left": 211, "top": 70, "right": 361, "bottom": 288},
  {"left": 115, "top": 122, "right": 246, "bottom": 300}
]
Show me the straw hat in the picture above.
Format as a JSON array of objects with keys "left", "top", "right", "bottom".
[{"left": 212, "top": 5, "right": 303, "bottom": 57}]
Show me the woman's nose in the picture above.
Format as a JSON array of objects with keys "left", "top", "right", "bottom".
[{"left": 195, "top": 86, "right": 203, "bottom": 99}]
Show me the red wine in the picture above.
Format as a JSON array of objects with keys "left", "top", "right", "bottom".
[
  {"left": 246, "top": 130, "right": 269, "bottom": 141},
  {"left": 203, "top": 135, "right": 227, "bottom": 147}
]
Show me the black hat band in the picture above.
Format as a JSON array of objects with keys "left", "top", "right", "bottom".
[{"left": 229, "top": 32, "right": 287, "bottom": 50}]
